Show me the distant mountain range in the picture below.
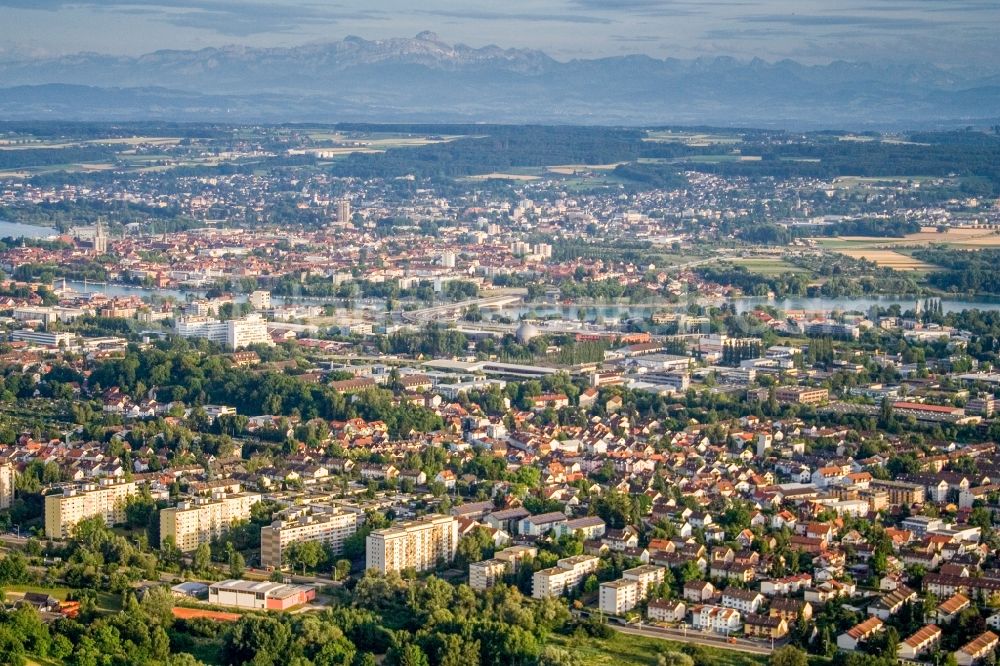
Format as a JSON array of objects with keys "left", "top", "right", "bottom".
[{"left": 0, "top": 32, "right": 998, "bottom": 127}]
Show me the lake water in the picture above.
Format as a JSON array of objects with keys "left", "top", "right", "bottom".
[{"left": 0, "top": 220, "right": 58, "bottom": 239}]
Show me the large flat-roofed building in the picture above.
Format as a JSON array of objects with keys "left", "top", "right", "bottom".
[
  {"left": 365, "top": 514, "right": 458, "bottom": 574},
  {"left": 13, "top": 306, "right": 86, "bottom": 327},
  {"left": 261, "top": 505, "right": 361, "bottom": 569},
  {"left": 870, "top": 479, "right": 925, "bottom": 506},
  {"left": 421, "top": 358, "right": 560, "bottom": 380},
  {"left": 775, "top": 386, "right": 829, "bottom": 405},
  {"left": 892, "top": 401, "right": 968, "bottom": 424},
  {"left": 44, "top": 479, "right": 138, "bottom": 538},
  {"left": 11, "top": 330, "right": 77, "bottom": 348},
  {"left": 207, "top": 579, "right": 316, "bottom": 611},
  {"left": 160, "top": 492, "right": 261, "bottom": 551},
  {"left": 532, "top": 555, "right": 600, "bottom": 599}
]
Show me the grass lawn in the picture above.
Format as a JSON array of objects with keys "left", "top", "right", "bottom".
[
  {"left": 546, "top": 631, "right": 765, "bottom": 666},
  {"left": 4, "top": 584, "right": 122, "bottom": 612},
  {"left": 25, "top": 658, "right": 63, "bottom": 666}
]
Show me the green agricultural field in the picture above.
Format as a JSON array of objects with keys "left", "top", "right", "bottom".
[
  {"left": 643, "top": 131, "right": 743, "bottom": 146},
  {"left": 730, "top": 257, "right": 811, "bottom": 275}
]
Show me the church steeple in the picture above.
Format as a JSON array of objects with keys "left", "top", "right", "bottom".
[{"left": 93, "top": 217, "right": 107, "bottom": 255}]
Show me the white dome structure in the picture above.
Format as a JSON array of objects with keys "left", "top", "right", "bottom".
[{"left": 515, "top": 321, "right": 540, "bottom": 343}]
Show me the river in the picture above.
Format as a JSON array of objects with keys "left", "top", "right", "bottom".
[
  {"left": 53, "top": 279, "right": 1000, "bottom": 318},
  {"left": 502, "top": 293, "right": 1000, "bottom": 322},
  {"left": 733, "top": 294, "right": 1000, "bottom": 315},
  {"left": 0, "top": 221, "right": 58, "bottom": 239}
]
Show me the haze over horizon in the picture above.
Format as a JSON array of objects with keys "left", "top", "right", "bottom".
[{"left": 1, "top": 0, "right": 998, "bottom": 72}]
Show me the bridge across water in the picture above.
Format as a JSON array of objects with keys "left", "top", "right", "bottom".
[{"left": 401, "top": 294, "right": 524, "bottom": 324}]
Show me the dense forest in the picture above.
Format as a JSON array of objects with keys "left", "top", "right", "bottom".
[
  {"left": 2, "top": 123, "right": 998, "bottom": 195},
  {"left": 675, "top": 131, "right": 1000, "bottom": 194},
  {"left": 327, "top": 126, "right": 644, "bottom": 179},
  {"left": 325, "top": 127, "right": 1000, "bottom": 191},
  {"left": 914, "top": 247, "right": 1000, "bottom": 294},
  {"left": 0, "top": 146, "right": 117, "bottom": 170}
]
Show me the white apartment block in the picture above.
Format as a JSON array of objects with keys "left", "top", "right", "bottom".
[
  {"left": 691, "top": 605, "right": 742, "bottom": 634},
  {"left": 532, "top": 555, "right": 600, "bottom": 599},
  {"left": 598, "top": 565, "right": 666, "bottom": 615},
  {"left": 175, "top": 316, "right": 227, "bottom": 345},
  {"left": 0, "top": 462, "right": 13, "bottom": 510},
  {"left": 175, "top": 314, "right": 273, "bottom": 351},
  {"left": 469, "top": 545, "right": 538, "bottom": 591},
  {"left": 260, "top": 505, "right": 361, "bottom": 568},
  {"left": 721, "top": 588, "right": 765, "bottom": 614},
  {"left": 44, "top": 479, "right": 138, "bottom": 538},
  {"left": 623, "top": 565, "right": 666, "bottom": 598},
  {"left": 227, "top": 314, "right": 273, "bottom": 349},
  {"left": 365, "top": 514, "right": 459, "bottom": 574},
  {"left": 160, "top": 492, "right": 261, "bottom": 551},
  {"left": 600, "top": 579, "right": 640, "bottom": 615}
]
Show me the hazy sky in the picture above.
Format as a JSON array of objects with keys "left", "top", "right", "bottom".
[{"left": 0, "top": 0, "right": 997, "bottom": 67}]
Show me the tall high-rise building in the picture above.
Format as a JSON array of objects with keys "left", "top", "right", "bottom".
[
  {"left": 337, "top": 199, "right": 351, "bottom": 225},
  {"left": 0, "top": 462, "right": 14, "bottom": 510},
  {"left": 44, "top": 479, "right": 138, "bottom": 538},
  {"left": 365, "top": 514, "right": 458, "bottom": 574},
  {"left": 160, "top": 491, "right": 261, "bottom": 551},
  {"left": 261, "top": 505, "right": 361, "bottom": 568},
  {"left": 248, "top": 290, "right": 271, "bottom": 311}
]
